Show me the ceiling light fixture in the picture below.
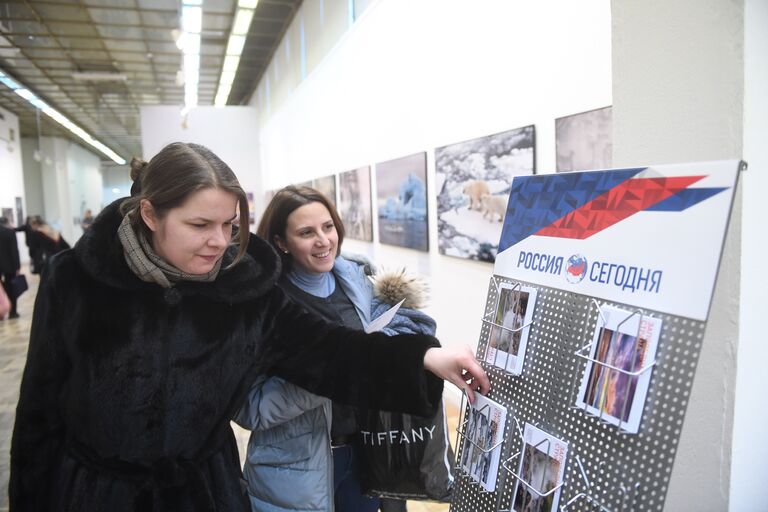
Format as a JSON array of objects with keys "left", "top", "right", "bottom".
[
  {"left": 179, "top": 0, "right": 203, "bottom": 115},
  {"left": 0, "top": 68, "right": 127, "bottom": 164},
  {"left": 215, "top": 0, "right": 259, "bottom": 106}
]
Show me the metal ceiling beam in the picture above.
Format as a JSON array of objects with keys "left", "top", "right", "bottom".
[
  {"left": 1, "top": 16, "right": 288, "bottom": 27},
  {"left": 2, "top": 0, "right": 304, "bottom": 154},
  {"left": 6, "top": 1, "right": 135, "bottom": 157}
]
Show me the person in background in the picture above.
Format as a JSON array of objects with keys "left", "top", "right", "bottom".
[
  {"left": 10, "top": 142, "right": 489, "bottom": 511},
  {"left": 29, "top": 215, "right": 70, "bottom": 276},
  {"left": 81, "top": 209, "right": 95, "bottom": 231},
  {"left": 14, "top": 216, "right": 44, "bottom": 274},
  {"left": 236, "top": 186, "right": 439, "bottom": 512},
  {"left": 0, "top": 281, "right": 10, "bottom": 319},
  {"left": 0, "top": 216, "right": 21, "bottom": 319}
]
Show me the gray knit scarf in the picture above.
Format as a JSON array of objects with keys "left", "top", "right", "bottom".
[{"left": 117, "top": 212, "right": 222, "bottom": 288}]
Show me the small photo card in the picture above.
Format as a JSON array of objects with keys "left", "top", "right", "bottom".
[
  {"left": 575, "top": 304, "right": 662, "bottom": 433},
  {"left": 485, "top": 283, "right": 538, "bottom": 375},
  {"left": 459, "top": 393, "right": 508, "bottom": 492},
  {"left": 511, "top": 423, "right": 568, "bottom": 512}
]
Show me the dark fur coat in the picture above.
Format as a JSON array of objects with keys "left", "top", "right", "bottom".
[{"left": 9, "top": 199, "right": 442, "bottom": 512}]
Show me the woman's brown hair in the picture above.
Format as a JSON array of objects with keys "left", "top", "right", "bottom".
[
  {"left": 120, "top": 142, "right": 250, "bottom": 266},
  {"left": 257, "top": 186, "right": 344, "bottom": 274}
]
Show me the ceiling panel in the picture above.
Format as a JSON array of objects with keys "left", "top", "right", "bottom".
[
  {"left": 145, "top": 40, "right": 177, "bottom": 53},
  {"left": 70, "top": 49, "right": 112, "bottom": 60},
  {"left": 107, "top": 50, "right": 150, "bottom": 62},
  {"left": 203, "top": 13, "right": 233, "bottom": 31},
  {"left": 0, "top": 0, "right": 302, "bottom": 160},
  {"left": 20, "top": 47, "right": 68, "bottom": 59},
  {"left": 46, "top": 22, "right": 101, "bottom": 37},
  {"left": 120, "top": 61, "right": 151, "bottom": 71},
  {"left": 149, "top": 53, "right": 180, "bottom": 64},
  {"left": 87, "top": 8, "right": 142, "bottom": 25},
  {"left": 32, "top": 4, "right": 92, "bottom": 22},
  {"left": 12, "top": 35, "right": 57, "bottom": 49},
  {"left": 102, "top": 39, "right": 146, "bottom": 52},
  {"left": 95, "top": 25, "right": 144, "bottom": 39},
  {"left": 137, "top": 0, "right": 178, "bottom": 9},
  {"left": 58, "top": 37, "right": 106, "bottom": 50},
  {"left": 141, "top": 28, "right": 175, "bottom": 42},
  {"left": 3, "top": 21, "right": 49, "bottom": 36},
  {"left": 83, "top": 0, "right": 136, "bottom": 9},
  {"left": 140, "top": 11, "right": 178, "bottom": 27}
]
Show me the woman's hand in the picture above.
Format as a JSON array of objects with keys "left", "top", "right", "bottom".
[{"left": 423, "top": 345, "right": 490, "bottom": 404}]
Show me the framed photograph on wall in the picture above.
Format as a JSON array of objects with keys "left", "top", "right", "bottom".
[
  {"left": 555, "top": 106, "right": 612, "bottom": 173},
  {"left": 376, "top": 152, "right": 429, "bottom": 251},
  {"left": 246, "top": 192, "right": 256, "bottom": 225},
  {"left": 338, "top": 166, "right": 373, "bottom": 242},
  {"left": 435, "top": 125, "right": 535, "bottom": 262},
  {"left": 313, "top": 175, "right": 337, "bottom": 206}
]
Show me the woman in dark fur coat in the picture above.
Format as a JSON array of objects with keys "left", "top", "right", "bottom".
[{"left": 9, "top": 142, "right": 488, "bottom": 512}]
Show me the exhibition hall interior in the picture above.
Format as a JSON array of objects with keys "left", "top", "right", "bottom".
[{"left": 0, "top": 0, "right": 765, "bottom": 510}]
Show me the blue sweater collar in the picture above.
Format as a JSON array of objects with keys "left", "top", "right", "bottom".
[{"left": 286, "top": 265, "right": 336, "bottom": 298}]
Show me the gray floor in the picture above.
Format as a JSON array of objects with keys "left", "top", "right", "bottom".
[{"left": 0, "top": 270, "right": 37, "bottom": 512}]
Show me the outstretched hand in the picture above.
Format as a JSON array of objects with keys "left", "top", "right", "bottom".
[{"left": 423, "top": 345, "right": 490, "bottom": 404}]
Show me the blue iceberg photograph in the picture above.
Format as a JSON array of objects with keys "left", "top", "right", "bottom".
[{"left": 376, "top": 152, "right": 429, "bottom": 251}]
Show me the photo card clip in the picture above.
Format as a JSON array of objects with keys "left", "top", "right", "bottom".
[
  {"left": 573, "top": 300, "right": 662, "bottom": 434},
  {"left": 454, "top": 390, "right": 510, "bottom": 493},
  {"left": 480, "top": 276, "right": 538, "bottom": 376},
  {"left": 501, "top": 418, "right": 569, "bottom": 512}
]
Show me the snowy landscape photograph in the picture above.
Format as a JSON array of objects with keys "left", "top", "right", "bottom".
[
  {"left": 435, "top": 125, "right": 535, "bottom": 262},
  {"left": 376, "top": 152, "right": 429, "bottom": 251}
]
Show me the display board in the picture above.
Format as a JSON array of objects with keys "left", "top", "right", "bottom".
[
  {"left": 494, "top": 161, "right": 740, "bottom": 321},
  {"left": 450, "top": 160, "right": 742, "bottom": 512}
]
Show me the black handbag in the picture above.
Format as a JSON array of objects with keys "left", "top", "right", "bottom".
[
  {"left": 10, "top": 274, "right": 28, "bottom": 299},
  {"left": 358, "top": 402, "right": 455, "bottom": 502}
]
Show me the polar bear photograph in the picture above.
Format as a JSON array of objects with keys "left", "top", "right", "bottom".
[
  {"left": 462, "top": 179, "right": 490, "bottom": 210},
  {"left": 435, "top": 125, "right": 535, "bottom": 262}
]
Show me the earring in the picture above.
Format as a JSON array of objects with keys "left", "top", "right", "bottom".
[{"left": 283, "top": 250, "right": 289, "bottom": 254}]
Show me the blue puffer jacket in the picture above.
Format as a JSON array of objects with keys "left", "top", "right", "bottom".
[{"left": 233, "top": 256, "right": 376, "bottom": 512}]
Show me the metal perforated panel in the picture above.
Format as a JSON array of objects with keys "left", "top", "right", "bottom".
[{"left": 450, "top": 275, "right": 706, "bottom": 512}]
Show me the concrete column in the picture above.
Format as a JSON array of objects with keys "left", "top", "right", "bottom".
[{"left": 612, "top": 1, "right": 746, "bottom": 509}]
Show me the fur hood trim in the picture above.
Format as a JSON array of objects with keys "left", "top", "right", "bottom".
[
  {"left": 372, "top": 268, "right": 429, "bottom": 310},
  {"left": 74, "top": 198, "right": 281, "bottom": 302}
]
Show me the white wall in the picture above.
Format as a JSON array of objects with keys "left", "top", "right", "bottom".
[
  {"left": 0, "top": 106, "right": 27, "bottom": 261},
  {"left": 0, "top": 107, "right": 24, "bottom": 216},
  {"left": 140, "top": 106, "right": 262, "bottom": 211},
  {"left": 35, "top": 137, "right": 102, "bottom": 244},
  {"left": 67, "top": 142, "right": 103, "bottom": 241},
  {"left": 101, "top": 164, "right": 132, "bottom": 207},
  {"left": 20, "top": 138, "right": 44, "bottom": 220},
  {"left": 41, "top": 138, "right": 69, "bottom": 237},
  {"left": 731, "top": 0, "right": 768, "bottom": 507},
  {"left": 253, "top": 0, "right": 613, "bottom": 403}
]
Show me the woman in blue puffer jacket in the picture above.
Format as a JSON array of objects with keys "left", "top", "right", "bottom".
[{"left": 235, "top": 186, "right": 436, "bottom": 512}]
